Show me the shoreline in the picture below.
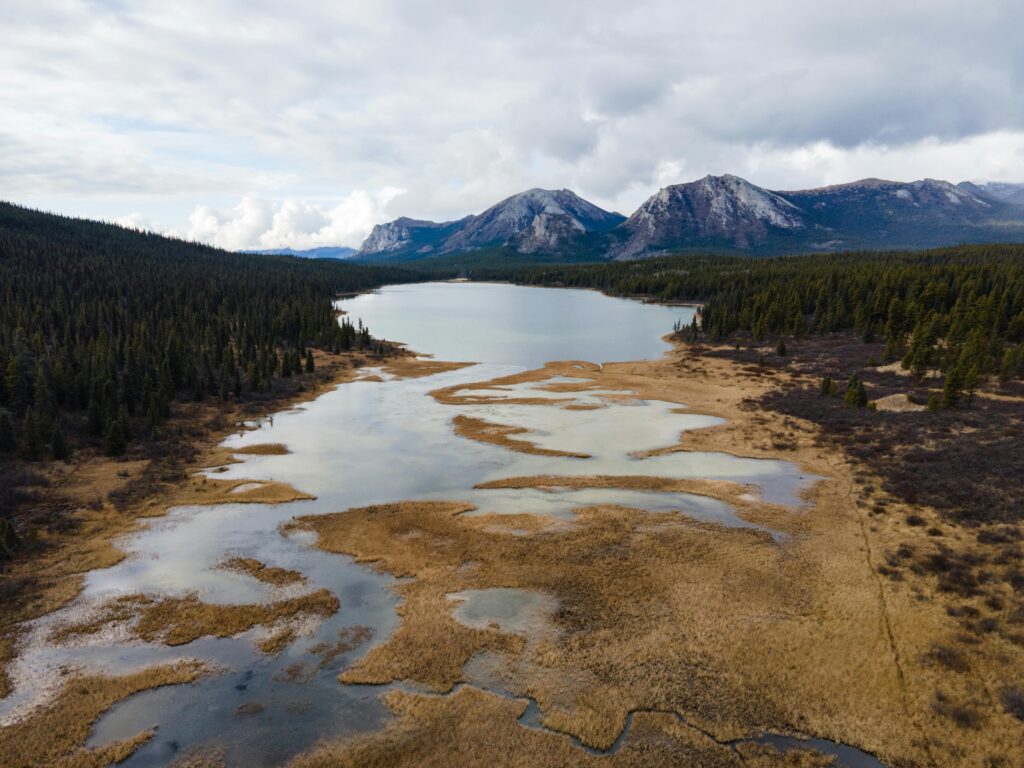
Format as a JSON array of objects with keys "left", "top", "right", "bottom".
[
  {"left": 0, "top": 346, "right": 432, "bottom": 699},
  {"left": 292, "top": 339, "right": 1022, "bottom": 766},
  {"left": 2, "top": 332, "right": 1021, "bottom": 766}
]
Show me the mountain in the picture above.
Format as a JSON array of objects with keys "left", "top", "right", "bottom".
[
  {"left": 958, "top": 181, "right": 1024, "bottom": 206},
  {"left": 608, "top": 175, "right": 1024, "bottom": 259},
  {"left": 442, "top": 188, "right": 625, "bottom": 254},
  {"left": 353, "top": 175, "right": 1024, "bottom": 263},
  {"left": 611, "top": 175, "right": 804, "bottom": 259},
  {"left": 249, "top": 246, "right": 357, "bottom": 259},
  {"left": 357, "top": 216, "right": 472, "bottom": 260},
  {"left": 355, "top": 189, "right": 624, "bottom": 260}
]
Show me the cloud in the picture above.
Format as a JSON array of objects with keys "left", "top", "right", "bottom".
[
  {"left": 181, "top": 188, "right": 404, "bottom": 250},
  {"left": 2, "top": 1, "right": 1024, "bottom": 235}
]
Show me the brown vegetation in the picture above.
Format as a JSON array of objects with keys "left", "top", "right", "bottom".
[
  {"left": 0, "top": 660, "right": 209, "bottom": 768},
  {"left": 309, "top": 625, "right": 375, "bottom": 669},
  {"left": 380, "top": 357, "right": 473, "bottom": 379},
  {"left": 220, "top": 557, "right": 306, "bottom": 586},
  {"left": 50, "top": 589, "right": 339, "bottom": 648},
  {"left": 288, "top": 685, "right": 828, "bottom": 768},
  {"left": 290, "top": 343, "right": 1023, "bottom": 766},
  {"left": 233, "top": 443, "right": 290, "bottom": 455},
  {"left": 0, "top": 349, "right": 456, "bottom": 701},
  {"left": 451, "top": 415, "right": 590, "bottom": 458}
]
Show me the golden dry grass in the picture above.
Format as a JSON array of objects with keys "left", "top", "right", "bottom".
[
  {"left": 51, "top": 589, "right": 339, "bottom": 648},
  {"left": 220, "top": 556, "right": 306, "bottom": 586},
  {"left": 0, "top": 630, "right": 18, "bottom": 699},
  {"left": 451, "top": 415, "right": 590, "bottom": 458},
  {"left": 0, "top": 349, "right": 380, "bottom": 697},
  {"left": 309, "top": 625, "right": 374, "bottom": 669},
  {"left": 256, "top": 625, "right": 299, "bottom": 655},
  {"left": 380, "top": 358, "right": 474, "bottom": 379},
  {"left": 0, "top": 660, "right": 209, "bottom": 768},
  {"left": 168, "top": 746, "right": 226, "bottom": 768},
  {"left": 181, "top": 477, "right": 316, "bottom": 506},
  {"left": 233, "top": 442, "right": 291, "bottom": 455},
  {"left": 288, "top": 685, "right": 832, "bottom": 768},
  {"left": 288, "top": 344, "right": 1024, "bottom": 767}
]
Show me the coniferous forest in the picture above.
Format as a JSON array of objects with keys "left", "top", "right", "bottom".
[
  {"left": 466, "top": 245, "right": 1024, "bottom": 393},
  {"left": 0, "top": 202, "right": 419, "bottom": 467}
]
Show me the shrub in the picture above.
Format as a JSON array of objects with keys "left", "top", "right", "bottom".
[{"left": 1001, "top": 687, "right": 1024, "bottom": 721}]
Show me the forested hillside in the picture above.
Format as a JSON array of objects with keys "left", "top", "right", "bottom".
[
  {"left": 0, "top": 202, "right": 420, "bottom": 465},
  {"left": 468, "top": 245, "right": 1024, "bottom": 392}
]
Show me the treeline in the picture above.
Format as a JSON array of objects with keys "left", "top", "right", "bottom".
[
  {"left": 0, "top": 202, "right": 421, "bottom": 463},
  {"left": 466, "top": 245, "right": 1024, "bottom": 395}
]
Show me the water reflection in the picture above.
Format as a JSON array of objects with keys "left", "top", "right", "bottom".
[{"left": 1, "top": 283, "right": 824, "bottom": 766}]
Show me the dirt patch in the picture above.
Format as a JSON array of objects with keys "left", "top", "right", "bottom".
[
  {"left": 873, "top": 393, "right": 927, "bottom": 413},
  {"left": 0, "top": 660, "right": 209, "bottom": 768},
  {"left": 220, "top": 557, "right": 306, "bottom": 586},
  {"left": 452, "top": 415, "right": 590, "bottom": 459},
  {"left": 50, "top": 590, "right": 339, "bottom": 648}
]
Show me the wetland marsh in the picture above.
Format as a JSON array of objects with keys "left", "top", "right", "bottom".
[{"left": 3, "top": 282, "right": 1011, "bottom": 767}]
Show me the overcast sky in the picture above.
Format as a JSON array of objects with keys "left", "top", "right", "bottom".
[{"left": 3, "top": 1, "right": 1024, "bottom": 250}]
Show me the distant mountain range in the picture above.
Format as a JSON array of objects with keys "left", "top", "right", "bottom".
[
  {"left": 351, "top": 176, "right": 1024, "bottom": 261},
  {"left": 357, "top": 188, "right": 625, "bottom": 260},
  {"left": 249, "top": 246, "right": 357, "bottom": 260}
]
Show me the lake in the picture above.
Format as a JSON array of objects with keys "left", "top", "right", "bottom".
[{"left": 0, "top": 282, "right": 853, "bottom": 766}]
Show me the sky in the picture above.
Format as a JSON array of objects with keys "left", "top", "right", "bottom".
[{"left": 3, "top": 0, "right": 1024, "bottom": 251}]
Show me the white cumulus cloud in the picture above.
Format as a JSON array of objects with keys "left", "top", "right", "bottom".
[{"left": 181, "top": 188, "right": 404, "bottom": 251}]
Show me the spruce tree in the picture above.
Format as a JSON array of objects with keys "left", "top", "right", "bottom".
[
  {"left": 0, "top": 410, "right": 15, "bottom": 453},
  {"left": 19, "top": 408, "right": 41, "bottom": 460},
  {"left": 104, "top": 415, "right": 127, "bottom": 456},
  {"left": 50, "top": 422, "right": 69, "bottom": 461},
  {"left": 843, "top": 374, "right": 868, "bottom": 408}
]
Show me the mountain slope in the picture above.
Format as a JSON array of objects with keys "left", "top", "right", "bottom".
[
  {"left": 356, "top": 216, "right": 474, "bottom": 260},
  {"left": 353, "top": 175, "right": 1024, "bottom": 263},
  {"left": 355, "top": 189, "right": 623, "bottom": 260},
  {"left": 611, "top": 175, "right": 805, "bottom": 258},
  {"left": 609, "top": 175, "right": 1024, "bottom": 258},
  {"left": 959, "top": 181, "right": 1024, "bottom": 205},
  {"left": 442, "top": 188, "right": 624, "bottom": 254}
]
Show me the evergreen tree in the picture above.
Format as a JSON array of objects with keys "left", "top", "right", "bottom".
[
  {"left": 0, "top": 409, "right": 15, "bottom": 453},
  {"left": 942, "top": 366, "right": 964, "bottom": 408},
  {"left": 19, "top": 408, "right": 41, "bottom": 460},
  {"left": 843, "top": 374, "right": 868, "bottom": 408},
  {"left": 305, "top": 349, "right": 315, "bottom": 373},
  {"left": 50, "top": 422, "right": 70, "bottom": 461},
  {"left": 103, "top": 415, "right": 127, "bottom": 457}
]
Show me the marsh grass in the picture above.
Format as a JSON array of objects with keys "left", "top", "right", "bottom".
[
  {"left": 452, "top": 415, "right": 590, "bottom": 458},
  {"left": 50, "top": 589, "right": 338, "bottom": 648},
  {"left": 220, "top": 557, "right": 306, "bottom": 586},
  {"left": 232, "top": 443, "right": 290, "bottom": 455},
  {"left": 0, "top": 660, "right": 208, "bottom": 768}
]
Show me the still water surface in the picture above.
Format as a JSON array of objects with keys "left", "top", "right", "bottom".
[{"left": 0, "top": 282, "right": 873, "bottom": 766}]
